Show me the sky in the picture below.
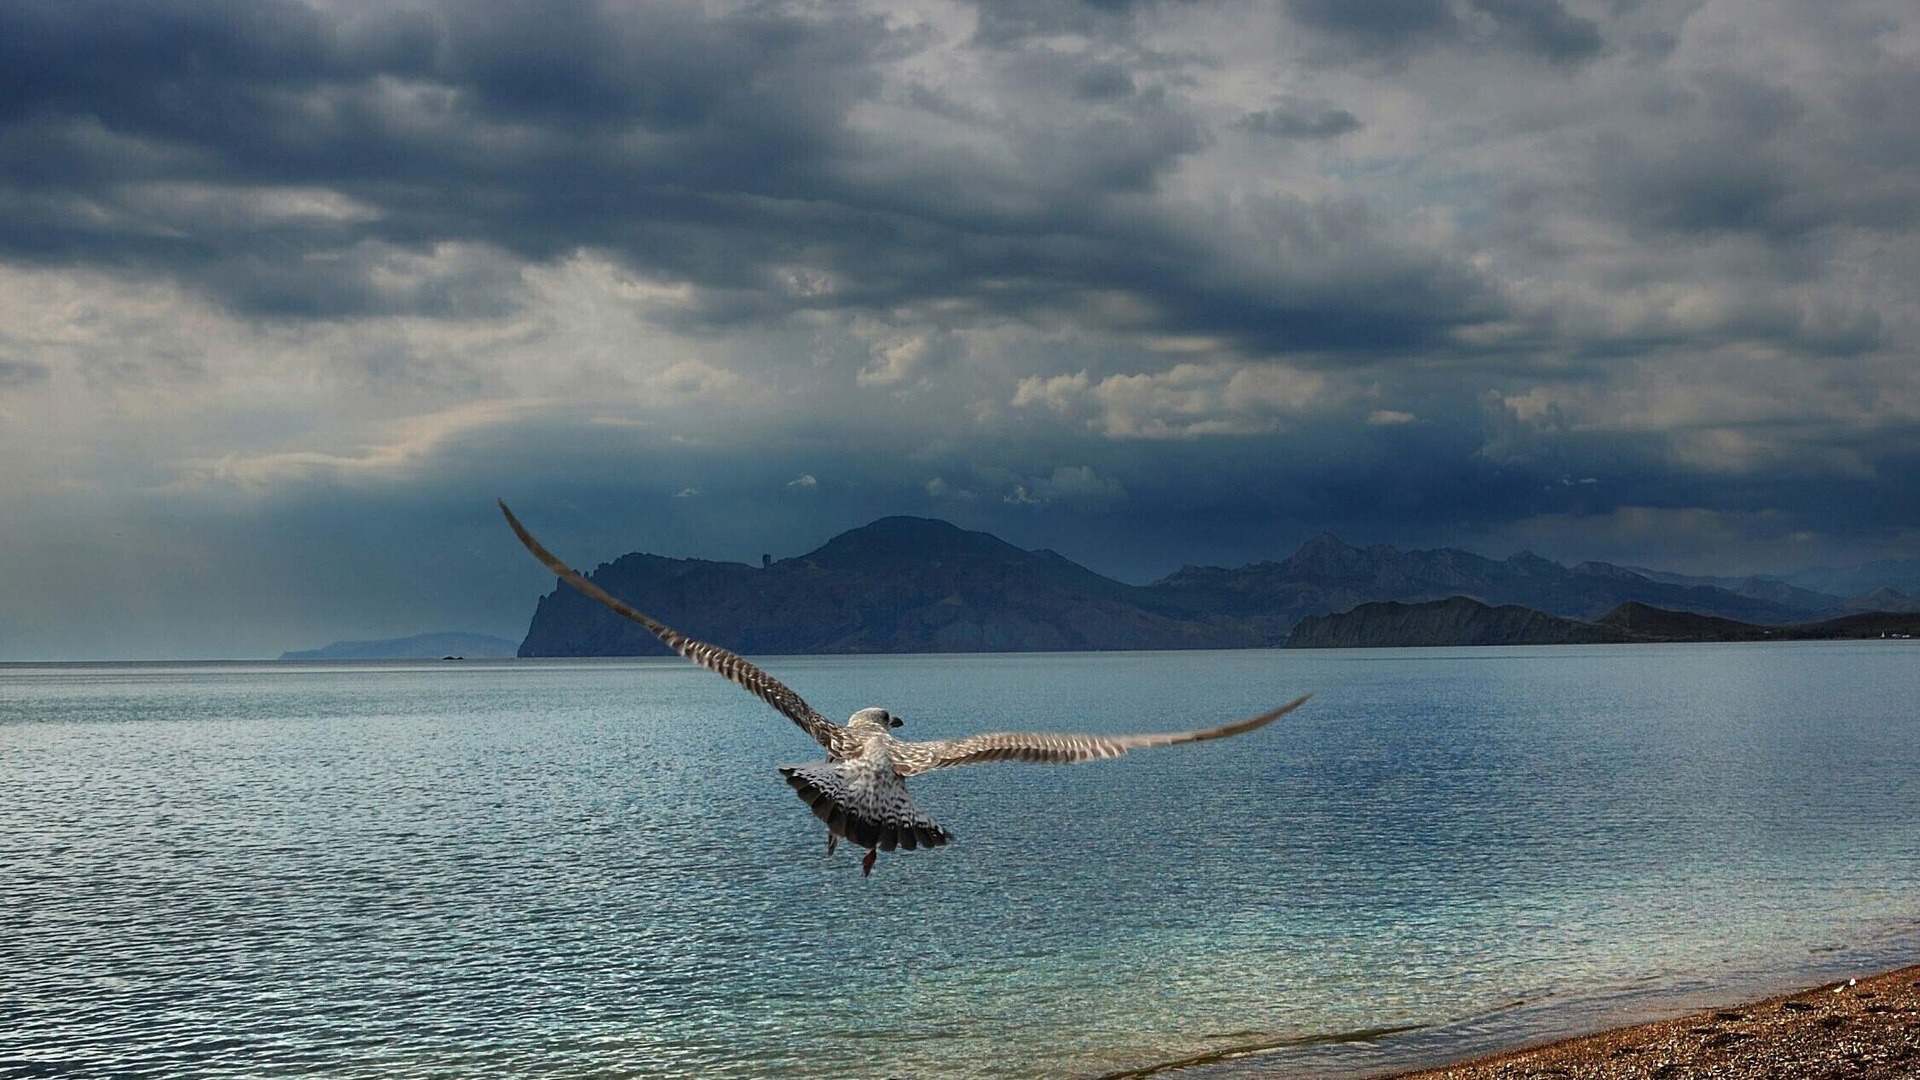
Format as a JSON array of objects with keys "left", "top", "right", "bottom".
[{"left": 2, "top": 0, "right": 1917, "bottom": 659}]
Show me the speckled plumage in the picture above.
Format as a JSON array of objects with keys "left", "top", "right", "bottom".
[{"left": 501, "top": 500, "right": 1310, "bottom": 875}]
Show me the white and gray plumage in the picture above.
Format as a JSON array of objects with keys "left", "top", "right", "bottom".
[{"left": 500, "top": 501, "right": 1311, "bottom": 876}]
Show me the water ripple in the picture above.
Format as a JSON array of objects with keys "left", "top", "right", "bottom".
[{"left": 2, "top": 647, "right": 1918, "bottom": 1078}]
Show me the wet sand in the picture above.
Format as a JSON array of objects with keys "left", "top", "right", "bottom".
[{"left": 1374, "top": 964, "right": 1920, "bottom": 1079}]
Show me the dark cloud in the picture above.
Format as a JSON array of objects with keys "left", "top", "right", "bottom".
[
  {"left": 213, "top": 405, "right": 1920, "bottom": 599},
  {"left": 1072, "top": 61, "right": 1139, "bottom": 101},
  {"left": 1154, "top": 196, "right": 1500, "bottom": 356},
  {"left": 0, "top": 0, "right": 892, "bottom": 307},
  {"left": 0, "top": 358, "right": 51, "bottom": 388},
  {"left": 1234, "top": 103, "right": 1363, "bottom": 139},
  {"left": 1592, "top": 135, "right": 1803, "bottom": 237},
  {"left": 1692, "top": 71, "right": 1804, "bottom": 141},
  {"left": 1840, "top": 66, "right": 1920, "bottom": 170},
  {"left": 0, "top": 0, "right": 1526, "bottom": 367},
  {"left": 1468, "top": 0, "right": 1604, "bottom": 65},
  {"left": 1286, "top": 0, "right": 1603, "bottom": 65},
  {"left": 968, "top": 0, "right": 1158, "bottom": 47},
  {"left": 1287, "top": 0, "right": 1461, "bottom": 60},
  {"left": 0, "top": 0, "right": 1472, "bottom": 358}
]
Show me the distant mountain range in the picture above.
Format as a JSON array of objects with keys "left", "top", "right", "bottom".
[
  {"left": 1617, "top": 564, "right": 1920, "bottom": 614},
  {"left": 516, "top": 517, "right": 1920, "bottom": 656},
  {"left": 281, "top": 632, "right": 520, "bottom": 661},
  {"left": 1286, "top": 597, "right": 1920, "bottom": 648}
]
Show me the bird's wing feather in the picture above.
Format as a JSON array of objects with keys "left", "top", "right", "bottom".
[
  {"left": 499, "top": 500, "right": 839, "bottom": 748},
  {"left": 889, "top": 694, "right": 1310, "bottom": 777}
]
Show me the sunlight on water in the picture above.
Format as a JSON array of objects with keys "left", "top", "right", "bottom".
[{"left": 2, "top": 644, "right": 1917, "bottom": 1078}]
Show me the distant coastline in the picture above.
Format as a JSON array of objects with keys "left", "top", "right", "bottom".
[
  {"left": 1285, "top": 596, "right": 1920, "bottom": 648},
  {"left": 512, "top": 517, "right": 1920, "bottom": 657},
  {"left": 279, "top": 631, "right": 519, "bottom": 661}
]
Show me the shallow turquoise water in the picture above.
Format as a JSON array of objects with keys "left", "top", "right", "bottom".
[{"left": 2, "top": 644, "right": 1917, "bottom": 1078}]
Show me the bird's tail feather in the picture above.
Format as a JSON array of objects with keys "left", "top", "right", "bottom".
[{"left": 780, "top": 764, "right": 950, "bottom": 852}]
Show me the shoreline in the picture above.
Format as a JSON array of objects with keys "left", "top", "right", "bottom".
[
  {"left": 1366, "top": 963, "right": 1920, "bottom": 1079},
  {"left": 1102, "top": 951, "right": 1920, "bottom": 1079}
]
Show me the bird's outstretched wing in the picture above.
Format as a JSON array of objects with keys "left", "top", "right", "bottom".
[
  {"left": 889, "top": 694, "right": 1310, "bottom": 777},
  {"left": 499, "top": 500, "right": 840, "bottom": 748}
]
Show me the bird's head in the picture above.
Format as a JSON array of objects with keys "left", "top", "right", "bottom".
[{"left": 847, "top": 706, "right": 903, "bottom": 732}]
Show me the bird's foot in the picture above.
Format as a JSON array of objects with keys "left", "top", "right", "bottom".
[
  {"left": 861, "top": 848, "right": 877, "bottom": 877},
  {"left": 827, "top": 832, "right": 838, "bottom": 856}
]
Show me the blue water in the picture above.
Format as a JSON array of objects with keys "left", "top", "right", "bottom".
[{"left": 2, "top": 644, "right": 1917, "bottom": 1079}]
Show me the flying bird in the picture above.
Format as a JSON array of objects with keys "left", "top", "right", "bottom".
[{"left": 499, "top": 501, "right": 1310, "bottom": 876}]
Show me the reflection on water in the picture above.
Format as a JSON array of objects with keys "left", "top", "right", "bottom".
[{"left": 2, "top": 643, "right": 1917, "bottom": 1078}]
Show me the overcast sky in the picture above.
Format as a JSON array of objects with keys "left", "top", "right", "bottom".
[{"left": 2, "top": 0, "right": 1917, "bottom": 659}]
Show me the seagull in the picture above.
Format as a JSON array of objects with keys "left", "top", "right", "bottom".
[{"left": 500, "top": 501, "right": 1310, "bottom": 876}]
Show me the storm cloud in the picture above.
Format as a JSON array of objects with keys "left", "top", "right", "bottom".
[{"left": 1, "top": 0, "right": 1917, "bottom": 658}]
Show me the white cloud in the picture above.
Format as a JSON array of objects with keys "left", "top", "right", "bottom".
[
  {"left": 857, "top": 332, "right": 941, "bottom": 387},
  {"left": 925, "top": 475, "right": 979, "bottom": 501},
  {"left": 118, "top": 182, "right": 382, "bottom": 227},
  {"left": 1011, "top": 362, "right": 1327, "bottom": 438},
  {"left": 1010, "top": 371, "right": 1092, "bottom": 413},
  {"left": 0, "top": 253, "right": 804, "bottom": 502},
  {"left": 997, "top": 465, "right": 1128, "bottom": 509},
  {"left": 643, "top": 358, "right": 767, "bottom": 408},
  {"left": 175, "top": 399, "right": 552, "bottom": 492}
]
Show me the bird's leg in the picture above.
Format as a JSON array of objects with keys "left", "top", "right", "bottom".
[
  {"left": 861, "top": 847, "right": 878, "bottom": 877},
  {"left": 826, "top": 832, "right": 838, "bottom": 856}
]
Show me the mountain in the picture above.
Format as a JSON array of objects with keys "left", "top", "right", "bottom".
[
  {"left": 1776, "top": 559, "right": 1920, "bottom": 598},
  {"left": 1839, "top": 587, "right": 1920, "bottom": 614},
  {"left": 1624, "top": 561, "right": 1920, "bottom": 615},
  {"left": 281, "top": 632, "right": 520, "bottom": 660},
  {"left": 1286, "top": 597, "right": 1920, "bottom": 648},
  {"left": 1596, "top": 601, "right": 1920, "bottom": 642},
  {"left": 518, "top": 517, "right": 1262, "bottom": 656},
  {"left": 1605, "top": 565, "right": 1843, "bottom": 612},
  {"left": 1286, "top": 597, "right": 1628, "bottom": 648},
  {"left": 517, "top": 520, "right": 1899, "bottom": 656},
  {"left": 1148, "top": 532, "right": 1811, "bottom": 631}
]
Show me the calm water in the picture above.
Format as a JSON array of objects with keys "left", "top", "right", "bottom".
[{"left": 2, "top": 644, "right": 1918, "bottom": 1079}]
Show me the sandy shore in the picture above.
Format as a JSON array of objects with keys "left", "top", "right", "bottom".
[{"left": 1373, "top": 964, "right": 1920, "bottom": 1079}]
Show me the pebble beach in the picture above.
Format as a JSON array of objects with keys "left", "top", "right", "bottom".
[{"left": 1376, "top": 964, "right": 1920, "bottom": 1080}]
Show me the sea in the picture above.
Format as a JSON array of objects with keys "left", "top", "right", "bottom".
[{"left": 3, "top": 642, "right": 1918, "bottom": 1079}]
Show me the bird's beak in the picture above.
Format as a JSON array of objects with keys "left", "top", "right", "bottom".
[{"left": 890, "top": 717, "right": 903, "bottom": 728}]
